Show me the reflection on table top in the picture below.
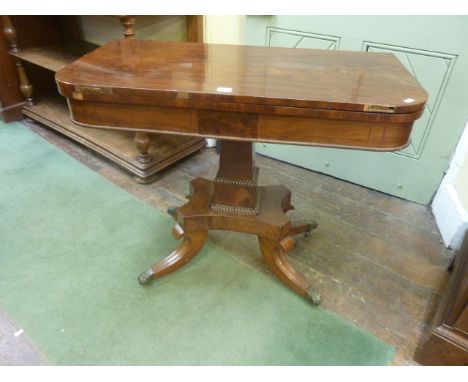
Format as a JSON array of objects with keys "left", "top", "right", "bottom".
[{"left": 56, "top": 39, "right": 427, "bottom": 113}]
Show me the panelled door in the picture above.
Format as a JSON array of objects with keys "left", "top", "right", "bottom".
[{"left": 245, "top": 16, "right": 468, "bottom": 204}]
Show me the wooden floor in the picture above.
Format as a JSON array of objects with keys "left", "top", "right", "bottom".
[{"left": 5, "top": 120, "right": 454, "bottom": 365}]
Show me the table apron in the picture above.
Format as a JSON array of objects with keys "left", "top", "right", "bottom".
[{"left": 68, "top": 99, "right": 413, "bottom": 151}]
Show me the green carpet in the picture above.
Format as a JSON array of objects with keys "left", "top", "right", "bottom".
[{"left": 0, "top": 121, "right": 394, "bottom": 365}]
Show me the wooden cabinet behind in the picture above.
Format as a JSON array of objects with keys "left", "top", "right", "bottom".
[
  {"left": 1, "top": 15, "right": 205, "bottom": 183},
  {"left": 0, "top": 17, "right": 23, "bottom": 122},
  {"left": 416, "top": 231, "right": 468, "bottom": 365}
]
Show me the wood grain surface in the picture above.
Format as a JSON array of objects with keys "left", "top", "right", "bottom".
[{"left": 56, "top": 39, "right": 427, "bottom": 113}]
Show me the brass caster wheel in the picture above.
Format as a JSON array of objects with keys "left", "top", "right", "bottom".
[
  {"left": 167, "top": 205, "right": 178, "bottom": 218},
  {"left": 306, "top": 289, "right": 322, "bottom": 305},
  {"left": 304, "top": 221, "right": 318, "bottom": 237},
  {"left": 138, "top": 268, "right": 155, "bottom": 285}
]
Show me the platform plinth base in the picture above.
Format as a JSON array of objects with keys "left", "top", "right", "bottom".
[{"left": 139, "top": 140, "right": 322, "bottom": 305}]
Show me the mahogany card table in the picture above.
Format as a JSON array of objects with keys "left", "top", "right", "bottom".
[{"left": 56, "top": 39, "right": 427, "bottom": 304}]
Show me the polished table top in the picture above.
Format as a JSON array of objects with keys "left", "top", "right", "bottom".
[
  {"left": 57, "top": 39, "right": 427, "bottom": 113},
  {"left": 56, "top": 39, "right": 427, "bottom": 151}
]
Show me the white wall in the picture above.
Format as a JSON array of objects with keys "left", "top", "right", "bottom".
[
  {"left": 432, "top": 122, "right": 468, "bottom": 250},
  {"left": 202, "top": 16, "right": 246, "bottom": 148},
  {"left": 453, "top": 145, "right": 468, "bottom": 208},
  {"left": 203, "top": 16, "right": 245, "bottom": 45}
]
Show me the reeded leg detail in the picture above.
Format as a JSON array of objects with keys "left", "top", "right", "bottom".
[
  {"left": 138, "top": 229, "right": 208, "bottom": 285},
  {"left": 258, "top": 236, "right": 322, "bottom": 305}
]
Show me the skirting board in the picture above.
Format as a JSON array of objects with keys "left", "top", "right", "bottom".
[
  {"left": 432, "top": 183, "right": 468, "bottom": 250},
  {"left": 432, "top": 122, "right": 468, "bottom": 251}
]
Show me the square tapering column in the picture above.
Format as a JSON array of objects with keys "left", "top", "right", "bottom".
[{"left": 212, "top": 140, "right": 259, "bottom": 211}]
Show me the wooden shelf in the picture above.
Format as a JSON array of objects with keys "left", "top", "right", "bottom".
[
  {"left": 22, "top": 94, "right": 205, "bottom": 181},
  {"left": 4, "top": 16, "right": 207, "bottom": 183},
  {"left": 10, "top": 40, "right": 98, "bottom": 72}
]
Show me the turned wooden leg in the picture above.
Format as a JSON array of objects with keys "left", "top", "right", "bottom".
[
  {"left": 258, "top": 236, "right": 322, "bottom": 305},
  {"left": 2, "top": 16, "right": 19, "bottom": 52},
  {"left": 134, "top": 131, "right": 153, "bottom": 163},
  {"left": 119, "top": 15, "right": 136, "bottom": 39},
  {"left": 138, "top": 228, "right": 208, "bottom": 285},
  {"left": 289, "top": 220, "right": 318, "bottom": 237},
  {"left": 119, "top": 18, "right": 152, "bottom": 164},
  {"left": 2, "top": 16, "right": 34, "bottom": 105},
  {"left": 15, "top": 60, "right": 34, "bottom": 105}
]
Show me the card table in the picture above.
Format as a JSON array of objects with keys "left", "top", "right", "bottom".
[{"left": 56, "top": 39, "right": 427, "bottom": 304}]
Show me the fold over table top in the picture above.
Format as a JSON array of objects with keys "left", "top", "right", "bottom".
[
  {"left": 56, "top": 39, "right": 427, "bottom": 150},
  {"left": 57, "top": 39, "right": 427, "bottom": 113}
]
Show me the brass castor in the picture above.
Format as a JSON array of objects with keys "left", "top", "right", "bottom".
[
  {"left": 167, "top": 205, "right": 178, "bottom": 218},
  {"left": 304, "top": 221, "right": 318, "bottom": 237},
  {"left": 138, "top": 268, "right": 155, "bottom": 285},
  {"left": 306, "top": 288, "right": 322, "bottom": 305}
]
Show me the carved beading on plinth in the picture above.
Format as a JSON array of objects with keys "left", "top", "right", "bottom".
[
  {"left": 210, "top": 203, "right": 259, "bottom": 216},
  {"left": 214, "top": 177, "right": 257, "bottom": 189}
]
